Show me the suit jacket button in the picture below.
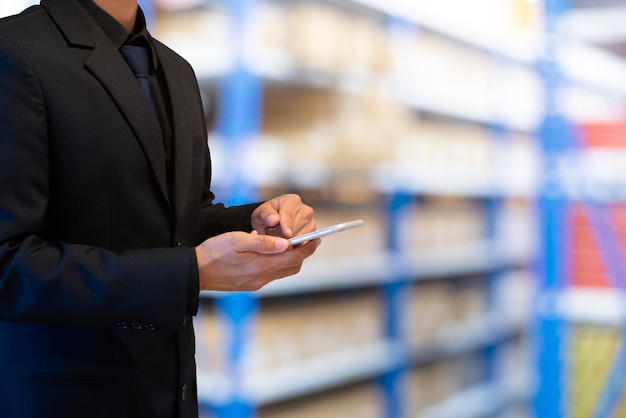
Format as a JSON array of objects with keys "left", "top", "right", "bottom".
[
  {"left": 131, "top": 321, "right": 143, "bottom": 331},
  {"left": 116, "top": 322, "right": 129, "bottom": 330},
  {"left": 180, "top": 383, "right": 187, "bottom": 401},
  {"left": 175, "top": 236, "right": 182, "bottom": 246}
]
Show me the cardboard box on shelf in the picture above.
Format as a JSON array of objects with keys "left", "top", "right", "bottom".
[
  {"left": 330, "top": 94, "right": 411, "bottom": 164},
  {"left": 406, "top": 361, "right": 464, "bottom": 414},
  {"left": 196, "top": 290, "right": 383, "bottom": 373},
  {"left": 309, "top": 207, "right": 385, "bottom": 259},
  {"left": 250, "top": 1, "right": 291, "bottom": 53},
  {"left": 259, "top": 382, "right": 382, "bottom": 418},
  {"left": 403, "top": 282, "right": 454, "bottom": 345},
  {"left": 406, "top": 354, "right": 485, "bottom": 416},
  {"left": 262, "top": 89, "right": 339, "bottom": 135},
  {"left": 396, "top": 200, "right": 486, "bottom": 252},
  {"left": 393, "top": 120, "right": 494, "bottom": 192},
  {"left": 259, "top": 291, "right": 383, "bottom": 364},
  {"left": 260, "top": 86, "right": 417, "bottom": 203},
  {"left": 337, "top": 14, "right": 391, "bottom": 75},
  {"left": 389, "top": 29, "right": 492, "bottom": 115},
  {"left": 450, "top": 277, "right": 487, "bottom": 322},
  {"left": 287, "top": 3, "right": 346, "bottom": 74},
  {"left": 154, "top": 7, "right": 229, "bottom": 47},
  {"left": 403, "top": 276, "right": 488, "bottom": 347}
]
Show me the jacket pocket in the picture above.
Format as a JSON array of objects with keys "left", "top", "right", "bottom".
[{"left": 16, "top": 372, "right": 127, "bottom": 418}]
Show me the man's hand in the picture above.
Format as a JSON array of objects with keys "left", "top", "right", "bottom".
[
  {"left": 251, "top": 194, "right": 316, "bottom": 239},
  {"left": 195, "top": 231, "right": 319, "bottom": 291}
]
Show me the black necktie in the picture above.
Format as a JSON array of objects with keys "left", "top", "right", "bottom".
[{"left": 119, "top": 44, "right": 157, "bottom": 114}]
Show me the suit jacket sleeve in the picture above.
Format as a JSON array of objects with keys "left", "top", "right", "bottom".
[
  {"left": 194, "top": 158, "right": 262, "bottom": 243},
  {"left": 0, "top": 33, "right": 191, "bottom": 331}
]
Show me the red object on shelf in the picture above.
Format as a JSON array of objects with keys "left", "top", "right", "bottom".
[
  {"left": 577, "top": 121, "right": 626, "bottom": 148},
  {"left": 568, "top": 121, "right": 626, "bottom": 288},
  {"left": 569, "top": 204, "right": 626, "bottom": 288},
  {"left": 570, "top": 204, "right": 610, "bottom": 288}
]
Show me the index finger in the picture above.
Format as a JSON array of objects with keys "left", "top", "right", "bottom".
[{"left": 276, "top": 200, "right": 300, "bottom": 239}]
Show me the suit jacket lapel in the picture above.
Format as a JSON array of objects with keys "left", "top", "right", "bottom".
[
  {"left": 85, "top": 40, "right": 170, "bottom": 205},
  {"left": 156, "top": 45, "right": 194, "bottom": 224},
  {"left": 41, "top": 0, "right": 171, "bottom": 207}
]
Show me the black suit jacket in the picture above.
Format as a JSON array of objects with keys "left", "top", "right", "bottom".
[{"left": 0, "top": 1, "right": 257, "bottom": 416}]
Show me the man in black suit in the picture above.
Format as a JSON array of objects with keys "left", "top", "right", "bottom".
[{"left": 0, "top": 0, "right": 320, "bottom": 416}]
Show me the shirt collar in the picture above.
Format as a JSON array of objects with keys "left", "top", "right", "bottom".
[{"left": 79, "top": 0, "right": 158, "bottom": 71}]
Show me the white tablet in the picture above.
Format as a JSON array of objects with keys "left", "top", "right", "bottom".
[{"left": 288, "top": 219, "right": 365, "bottom": 246}]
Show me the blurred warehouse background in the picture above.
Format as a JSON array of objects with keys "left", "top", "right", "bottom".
[{"left": 3, "top": 0, "right": 626, "bottom": 417}]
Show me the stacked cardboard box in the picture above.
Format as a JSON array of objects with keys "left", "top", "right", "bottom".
[
  {"left": 198, "top": 291, "right": 383, "bottom": 374},
  {"left": 403, "top": 279, "right": 486, "bottom": 347},
  {"left": 396, "top": 199, "right": 486, "bottom": 252},
  {"left": 259, "top": 383, "right": 382, "bottom": 418},
  {"left": 406, "top": 355, "right": 484, "bottom": 415}
]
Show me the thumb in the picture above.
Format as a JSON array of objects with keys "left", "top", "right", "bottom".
[{"left": 244, "top": 233, "right": 289, "bottom": 254}]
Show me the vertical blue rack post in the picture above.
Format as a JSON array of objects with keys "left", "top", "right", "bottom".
[
  {"left": 138, "top": 0, "right": 154, "bottom": 27},
  {"left": 212, "top": 0, "right": 261, "bottom": 417},
  {"left": 484, "top": 119, "right": 508, "bottom": 387},
  {"left": 380, "top": 191, "right": 413, "bottom": 418},
  {"left": 534, "top": 0, "right": 571, "bottom": 416},
  {"left": 216, "top": 0, "right": 262, "bottom": 206},
  {"left": 378, "top": 15, "right": 416, "bottom": 418}
]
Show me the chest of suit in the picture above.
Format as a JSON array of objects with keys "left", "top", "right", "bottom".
[{"left": 21, "top": 19, "right": 208, "bottom": 251}]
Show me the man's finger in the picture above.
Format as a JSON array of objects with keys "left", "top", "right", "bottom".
[
  {"left": 276, "top": 199, "right": 300, "bottom": 238},
  {"left": 254, "top": 205, "right": 280, "bottom": 229}
]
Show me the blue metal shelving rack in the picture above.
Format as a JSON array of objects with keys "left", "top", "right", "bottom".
[
  {"left": 143, "top": 0, "right": 541, "bottom": 416},
  {"left": 534, "top": 1, "right": 626, "bottom": 417},
  {"left": 203, "top": 0, "right": 529, "bottom": 415},
  {"left": 380, "top": 14, "right": 517, "bottom": 418}
]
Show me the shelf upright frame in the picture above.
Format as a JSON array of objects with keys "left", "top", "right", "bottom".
[
  {"left": 534, "top": 1, "right": 626, "bottom": 416},
  {"left": 484, "top": 117, "right": 508, "bottom": 386},
  {"left": 380, "top": 190, "right": 413, "bottom": 418},
  {"left": 377, "top": 15, "right": 421, "bottom": 418},
  {"left": 138, "top": 0, "right": 154, "bottom": 27},
  {"left": 210, "top": 0, "right": 263, "bottom": 417},
  {"left": 534, "top": 0, "right": 572, "bottom": 417}
]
